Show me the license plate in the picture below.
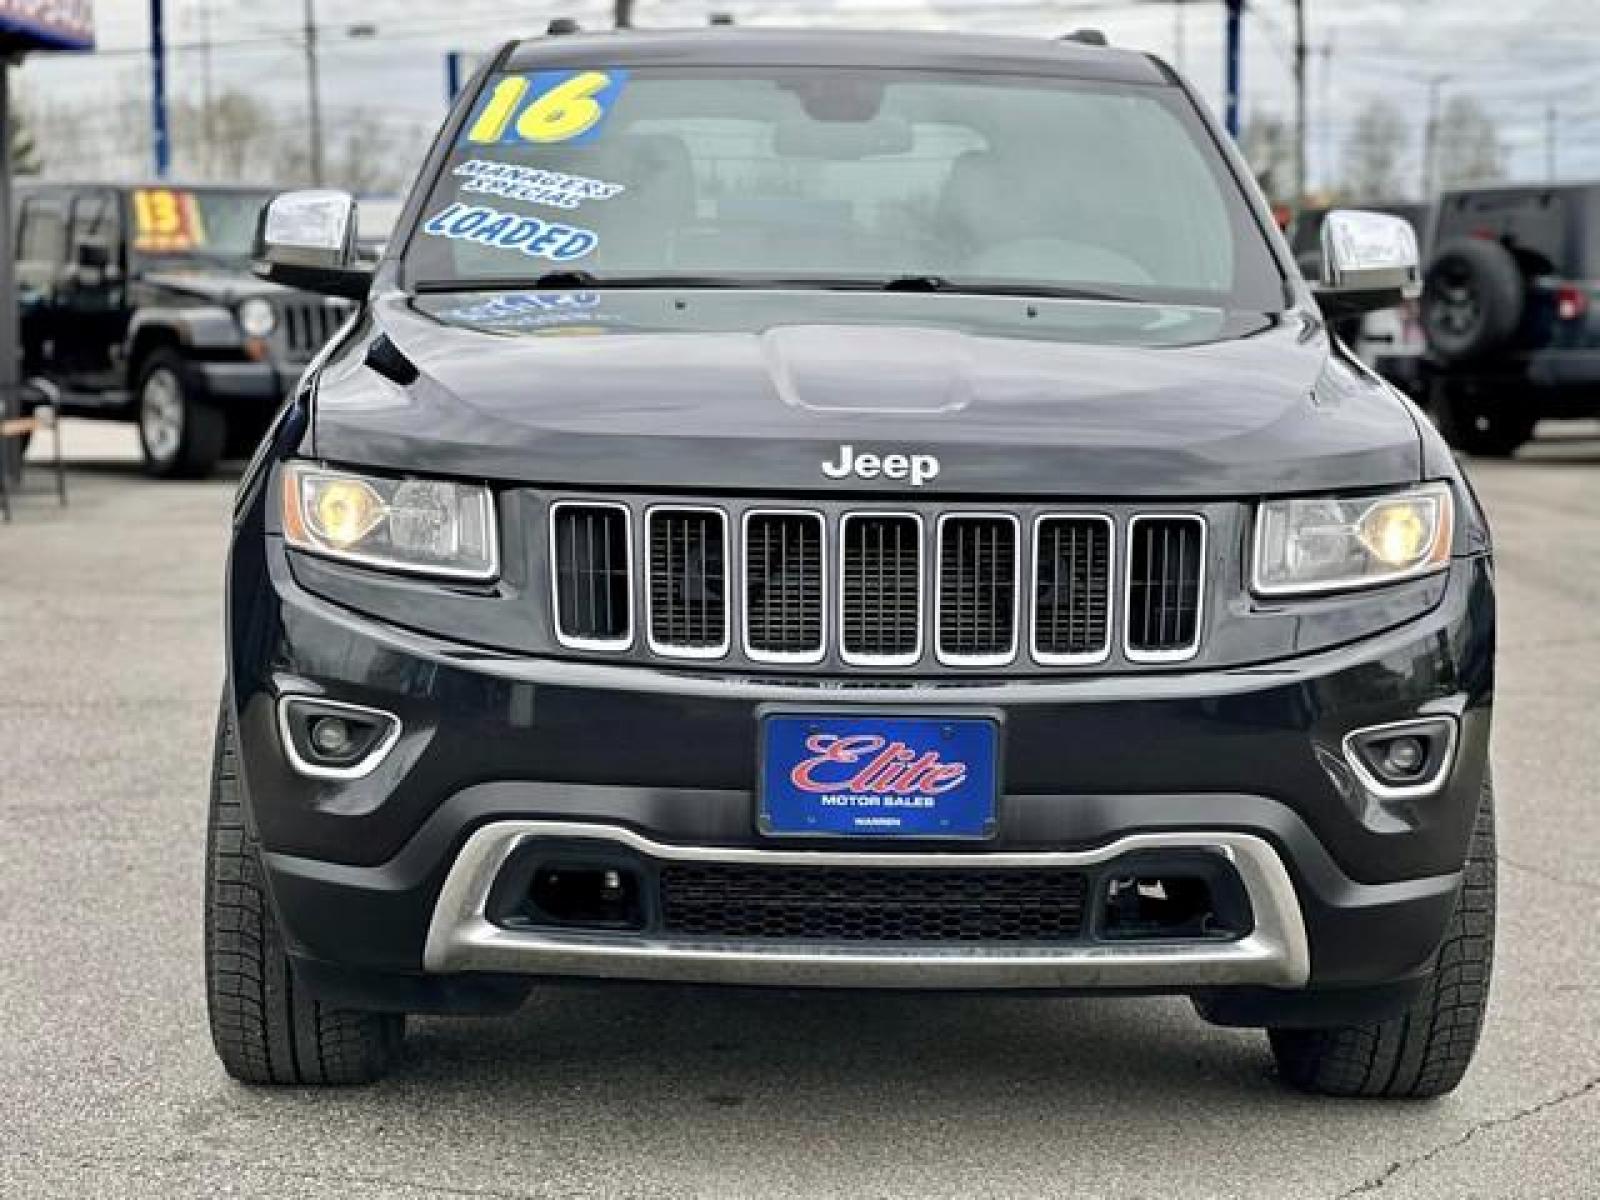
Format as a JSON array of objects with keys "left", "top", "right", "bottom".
[{"left": 758, "top": 714, "right": 999, "bottom": 838}]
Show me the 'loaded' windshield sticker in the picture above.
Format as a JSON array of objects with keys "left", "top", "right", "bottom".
[
  {"left": 463, "top": 70, "right": 628, "bottom": 147},
  {"left": 422, "top": 203, "right": 598, "bottom": 263},
  {"left": 452, "top": 159, "right": 624, "bottom": 212},
  {"left": 132, "top": 188, "right": 207, "bottom": 253}
]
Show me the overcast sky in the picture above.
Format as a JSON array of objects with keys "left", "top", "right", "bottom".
[{"left": 16, "top": 0, "right": 1600, "bottom": 192}]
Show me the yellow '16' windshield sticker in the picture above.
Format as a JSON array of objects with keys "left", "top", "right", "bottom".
[
  {"left": 463, "top": 70, "right": 628, "bottom": 147},
  {"left": 132, "top": 189, "right": 207, "bottom": 253}
]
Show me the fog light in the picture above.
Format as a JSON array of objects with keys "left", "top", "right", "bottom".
[
  {"left": 1382, "top": 736, "right": 1426, "bottom": 777},
  {"left": 277, "top": 697, "right": 401, "bottom": 780},
  {"left": 310, "top": 716, "right": 354, "bottom": 758},
  {"left": 1343, "top": 717, "right": 1457, "bottom": 798}
]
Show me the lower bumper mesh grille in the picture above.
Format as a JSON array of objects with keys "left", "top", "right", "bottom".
[{"left": 658, "top": 864, "right": 1090, "bottom": 943}]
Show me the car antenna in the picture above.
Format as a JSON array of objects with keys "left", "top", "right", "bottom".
[{"left": 1062, "top": 28, "right": 1109, "bottom": 46}]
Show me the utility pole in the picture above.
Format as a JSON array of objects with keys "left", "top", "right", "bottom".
[
  {"left": 151, "top": 0, "right": 171, "bottom": 178},
  {"left": 1224, "top": 0, "right": 1243, "bottom": 137},
  {"left": 1421, "top": 74, "right": 1449, "bottom": 200},
  {"left": 198, "top": 0, "right": 215, "bottom": 177},
  {"left": 303, "top": 0, "right": 324, "bottom": 186},
  {"left": 1173, "top": 0, "right": 1185, "bottom": 72},
  {"left": 615, "top": 0, "right": 635, "bottom": 28},
  {"left": 1292, "top": 0, "right": 1307, "bottom": 205},
  {"left": 1545, "top": 104, "right": 1557, "bottom": 182},
  {"left": 1319, "top": 37, "right": 1333, "bottom": 197}
]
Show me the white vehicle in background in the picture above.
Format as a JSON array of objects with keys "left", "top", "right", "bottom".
[{"left": 356, "top": 196, "right": 406, "bottom": 264}]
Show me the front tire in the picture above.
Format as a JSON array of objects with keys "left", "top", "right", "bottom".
[
  {"left": 1431, "top": 379, "right": 1536, "bottom": 458},
  {"left": 1268, "top": 777, "right": 1496, "bottom": 1098},
  {"left": 136, "top": 349, "right": 226, "bottom": 479},
  {"left": 205, "top": 700, "right": 405, "bottom": 1085}
]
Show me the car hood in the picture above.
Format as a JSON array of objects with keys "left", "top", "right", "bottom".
[
  {"left": 309, "top": 289, "right": 1422, "bottom": 497},
  {"left": 138, "top": 269, "right": 295, "bottom": 305}
]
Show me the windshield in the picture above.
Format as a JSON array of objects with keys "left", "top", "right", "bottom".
[
  {"left": 131, "top": 187, "right": 276, "bottom": 264},
  {"left": 403, "top": 66, "right": 1285, "bottom": 309}
]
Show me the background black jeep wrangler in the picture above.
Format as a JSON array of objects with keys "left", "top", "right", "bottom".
[
  {"left": 1420, "top": 182, "right": 1600, "bottom": 457},
  {"left": 14, "top": 182, "right": 351, "bottom": 477}
]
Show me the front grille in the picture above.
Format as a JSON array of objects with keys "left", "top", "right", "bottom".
[
  {"left": 647, "top": 508, "right": 729, "bottom": 655},
  {"left": 550, "top": 503, "right": 631, "bottom": 648},
  {"left": 744, "top": 511, "right": 825, "bottom": 661},
  {"left": 278, "top": 298, "right": 351, "bottom": 361},
  {"left": 1126, "top": 515, "right": 1205, "bottom": 660},
  {"left": 1033, "top": 516, "right": 1114, "bottom": 662},
  {"left": 659, "top": 864, "right": 1089, "bottom": 943},
  {"left": 937, "top": 515, "right": 1019, "bottom": 663},
  {"left": 841, "top": 514, "right": 922, "bottom": 664},
  {"left": 545, "top": 498, "right": 1209, "bottom": 669}
]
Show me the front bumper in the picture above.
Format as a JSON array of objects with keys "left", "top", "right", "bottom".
[
  {"left": 229, "top": 540, "right": 1493, "bottom": 1005},
  {"left": 191, "top": 359, "right": 298, "bottom": 404}
]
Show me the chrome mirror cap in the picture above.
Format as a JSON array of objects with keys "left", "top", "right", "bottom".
[
  {"left": 255, "top": 190, "right": 359, "bottom": 273},
  {"left": 1319, "top": 209, "right": 1421, "bottom": 295}
]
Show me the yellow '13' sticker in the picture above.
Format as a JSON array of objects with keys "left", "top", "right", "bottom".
[{"left": 132, "top": 189, "right": 207, "bottom": 253}]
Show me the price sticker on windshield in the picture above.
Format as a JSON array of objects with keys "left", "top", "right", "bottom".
[
  {"left": 463, "top": 70, "right": 628, "bottom": 147},
  {"left": 132, "top": 188, "right": 207, "bottom": 253}
]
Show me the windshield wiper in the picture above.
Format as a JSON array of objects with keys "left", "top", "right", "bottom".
[
  {"left": 411, "top": 272, "right": 1141, "bottom": 303},
  {"left": 413, "top": 272, "right": 766, "bottom": 294}
]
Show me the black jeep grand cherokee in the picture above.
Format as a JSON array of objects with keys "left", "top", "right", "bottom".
[{"left": 209, "top": 28, "right": 1496, "bottom": 1098}]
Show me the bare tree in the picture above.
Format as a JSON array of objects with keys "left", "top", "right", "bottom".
[
  {"left": 7, "top": 103, "right": 41, "bottom": 175},
  {"left": 1434, "top": 95, "right": 1504, "bottom": 189},
  {"left": 1342, "top": 97, "right": 1409, "bottom": 201},
  {"left": 1241, "top": 112, "right": 1294, "bottom": 204},
  {"left": 172, "top": 89, "right": 282, "bottom": 182}
]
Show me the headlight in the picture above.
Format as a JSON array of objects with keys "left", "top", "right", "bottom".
[
  {"left": 237, "top": 298, "right": 278, "bottom": 338},
  {"left": 280, "top": 464, "right": 498, "bottom": 580},
  {"left": 1253, "top": 484, "right": 1453, "bottom": 596}
]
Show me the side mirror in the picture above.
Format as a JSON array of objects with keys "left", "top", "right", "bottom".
[
  {"left": 253, "top": 190, "right": 373, "bottom": 300},
  {"left": 1315, "top": 209, "right": 1421, "bottom": 319},
  {"left": 76, "top": 242, "right": 111, "bottom": 270}
]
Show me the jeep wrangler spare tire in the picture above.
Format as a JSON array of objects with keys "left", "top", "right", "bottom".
[{"left": 1422, "top": 238, "right": 1525, "bottom": 364}]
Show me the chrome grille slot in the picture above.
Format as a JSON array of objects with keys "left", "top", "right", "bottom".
[
  {"left": 550, "top": 502, "right": 632, "bottom": 649},
  {"left": 276, "top": 298, "right": 352, "bottom": 362},
  {"left": 647, "top": 507, "right": 730, "bottom": 657},
  {"left": 1033, "top": 515, "right": 1114, "bottom": 663},
  {"left": 1126, "top": 515, "right": 1206, "bottom": 661},
  {"left": 840, "top": 513, "right": 923, "bottom": 666},
  {"left": 936, "top": 514, "right": 1019, "bottom": 664},
  {"left": 743, "top": 511, "right": 825, "bottom": 662}
]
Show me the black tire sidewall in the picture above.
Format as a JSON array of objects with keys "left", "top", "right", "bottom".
[{"left": 135, "top": 349, "right": 226, "bottom": 479}]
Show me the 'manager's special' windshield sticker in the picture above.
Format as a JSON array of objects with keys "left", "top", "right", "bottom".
[
  {"left": 429, "top": 291, "right": 625, "bottom": 334},
  {"left": 422, "top": 202, "right": 599, "bottom": 263},
  {"left": 462, "top": 70, "right": 628, "bottom": 147},
  {"left": 452, "top": 160, "right": 624, "bottom": 212},
  {"left": 132, "top": 188, "right": 207, "bottom": 253}
]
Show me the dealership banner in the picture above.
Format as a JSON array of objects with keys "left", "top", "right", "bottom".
[{"left": 0, "top": 0, "right": 94, "bottom": 52}]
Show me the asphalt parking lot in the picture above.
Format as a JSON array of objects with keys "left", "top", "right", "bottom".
[{"left": 2, "top": 421, "right": 1598, "bottom": 1199}]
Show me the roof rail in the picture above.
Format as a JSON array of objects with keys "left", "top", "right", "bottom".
[
  {"left": 546, "top": 17, "right": 582, "bottom": 35},
  {"left": 1062, "top": 28, "right": 1108, "bottom": 46}
]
